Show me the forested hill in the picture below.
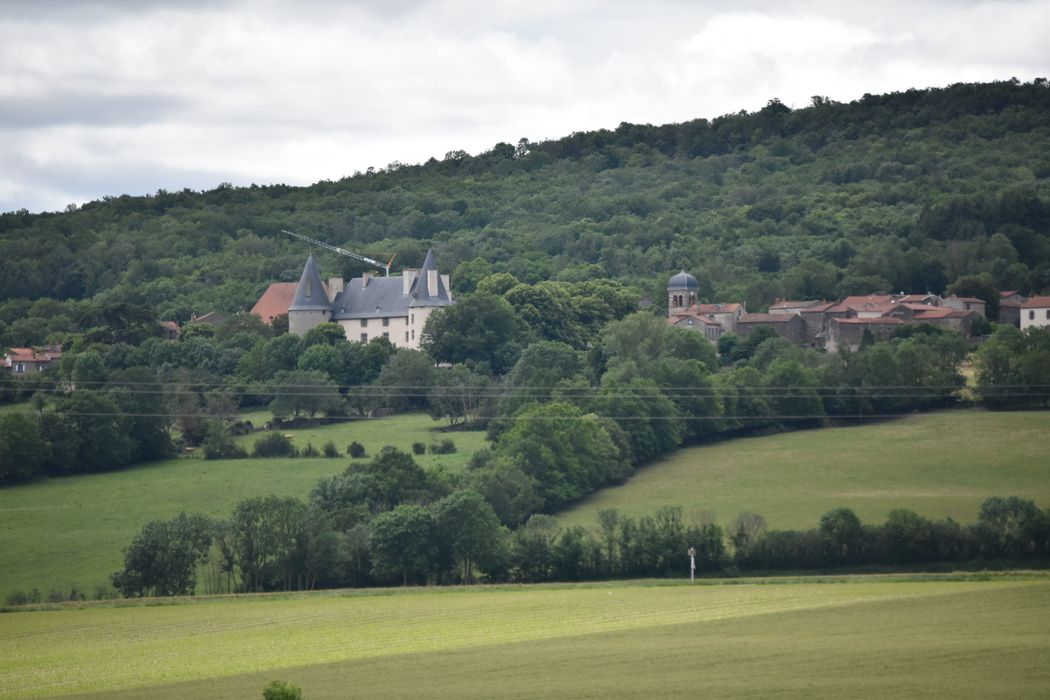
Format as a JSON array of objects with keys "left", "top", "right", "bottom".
[{"left": 2, "top": 79, "right": 1050, "bottom": 342}]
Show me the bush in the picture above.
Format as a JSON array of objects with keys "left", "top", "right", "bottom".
[
  {"left": 253, "top": 432, "right": 297, "bottom": 458},
  {"left": 263, "top": 680, "right": 304, "bottom": 700},
  {"left": 322, "top": 440, "right": 340, "bottom": 458},
  {"left": 412, "top": 442, "right": 426, "bottom": 455},
  {"left": 301, "top": 442, "right": 320, "bottom": 458},
  {"left": 201, "top": 424, "right": 248, "bottom": 460},
  {"left": 348, "top": 441, "right": 366, "bottom": 458},
  {"left": 429, "top": 438, "right": 457, "bottom": 455},
  {"left": 5, "top": 588, "right": 40, "bottom": 606}
]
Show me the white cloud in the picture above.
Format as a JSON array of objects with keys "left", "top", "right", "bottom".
[{"left": 1, "top": 0, "right": 1048, "bottom": 212}]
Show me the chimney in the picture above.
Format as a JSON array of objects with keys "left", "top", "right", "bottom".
[
  {"left": 362, "top": 272, "right": 372, "bottom": 288},
  {"left": 428, "top": 269, "right": 438, "bottom": 296},
  {"left": 403, "top": 269, "right": 417, "bottom": 295},
  {"left": 327, "top": 276, "right": 344, "bottom": 301}
]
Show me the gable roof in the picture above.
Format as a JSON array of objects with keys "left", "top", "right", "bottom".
[
  {"left": 1022, "top": 295, "right": 1050, "bottom": 308},
  {"left": 251, "top": 282, "right": 298, "bottom": 322}
]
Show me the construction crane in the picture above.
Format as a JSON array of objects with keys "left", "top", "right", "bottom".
[{"left": 281, "top": 229, "right": 395, "bottom": 276}]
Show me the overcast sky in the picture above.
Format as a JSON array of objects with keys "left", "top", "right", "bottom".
[{"left": 1, "top": 0, "right": 1048, "bottom": 214}]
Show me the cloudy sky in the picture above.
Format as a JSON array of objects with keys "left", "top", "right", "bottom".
[{"left": 1, "top": 0, "right": 1048, "bottom": 213}]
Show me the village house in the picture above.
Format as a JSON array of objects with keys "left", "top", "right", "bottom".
[
  {"left": 1020, "top": 296, "right": 1050, "bottom": 331},
  {"left": 287, "top": 249, "right": 453, "bottom": 349},
  {"left": 736, "top": 313, "right": 808, "bottom": 345},
  {"left": 3, "top": 346, "right": 62, "bottom": 374},
  {"left": 942, "top": 295, "right": 986, "bottom": 317},
  {"left": 999, "top": 291, "right": 1027, "bottom": 327},
  {"left": 250, "top": 282, "right": 297, "bottom": 325}
]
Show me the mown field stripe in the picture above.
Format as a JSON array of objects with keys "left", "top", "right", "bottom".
[
  {"left": 58, "top": 581, "right": 1050, "bottom": 700},
  {"left": 2, "top": 578, "right": 1046, "bottom": 698}
]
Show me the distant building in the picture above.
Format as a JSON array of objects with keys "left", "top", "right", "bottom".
[
  {"left": 251, "top": 282, "right": 298, "bottom": 325},
  {"left": 999, "top": 291, "right": 1027, "bottom": 327},
  {"left": 666, "top": 271, "right": 745, "bottom": 341},
  {"left": 287, "top": 249, "right": 453, "bottom": 349},
  {"left": 190, "top": 311, "right": 227, "bottom": 326},
  {"left": 3, "top": 346, "right": 62, "bottom": 374},
  {"left": 942, "top": 295, "right": 986, "bottom": 317},
  {"left": 736, "top": 313, "right": 807, "bottom": 345},
  {"left": 1020, "top": 296, "right": 1050, "bottom": 331},
  {"left": 158, "top": 320, "right": 180, "bottom": 340}
]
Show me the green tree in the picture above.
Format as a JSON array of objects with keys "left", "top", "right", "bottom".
[
  {"left": 421, "top": 292, "right": 523, "bottom": 374},
  {"left": 270, "top": 370, "right": 342, "bottom": 419},
  {"left": 0, "top": 413, "right": 48, "bottom": 483},
  {"left": 369, "top": 504, "right": 437, "bottom": 585},
  {"left": 374, "top": 349, "right": 437, "bottom": 412},
  {"left": 111, "top": 513, "right": 215, "bottom": 597},
  {"left": 433, "top": 490, "right": 506, "bottom": 583}
]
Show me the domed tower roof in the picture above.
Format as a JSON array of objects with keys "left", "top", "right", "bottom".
[{"left": 668, "top": 270, "right": 699, "bottom": 290}]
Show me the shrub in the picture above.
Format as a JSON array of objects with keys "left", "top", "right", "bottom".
[
  {"left": 322, "top": 440, "right": 340, "bottom": 458},
  {"left": 5, "top": 588, "right": 40, "bottom": 606},
  {"left": 412, "top": 442, "right": 426, "bottom": 455},
  {"left": 429, "top": 438, "right": 457, "bottom": 454},
  {"left": 263, "top": 680, "right": 304, "bottom": 700},
  {"left": 301, "top": 442, "right": 320, "bottom": 458},
  {"left": 253, "top": 432, "right": 297, "bottom": 458},
  {"left": 348, "top": 441, "right": 366, "bottom": 458}
]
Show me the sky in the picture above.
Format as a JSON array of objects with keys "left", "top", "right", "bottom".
[{"left": 1, "top": 0, "right": 1048, "bottom": 214}]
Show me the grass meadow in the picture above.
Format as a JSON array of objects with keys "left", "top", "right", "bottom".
[
  {"left": 1, "top": 573, "right": 1047, "bottom": 699},
  {"left": 0, "top": 414, "right": 485, "bottom": 596},
  {"left": 556, "top": 410, "right": 1050, "bottom": 530}
]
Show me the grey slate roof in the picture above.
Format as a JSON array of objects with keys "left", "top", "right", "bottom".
[
  {"left": 288, "top": 255, "right": 333, "bottom": 312},
  {"left": 668, "top": 270, "right": 699, "bottom": 290},
  {"left": 328, "top": 248, "right": 453, "bottom": 320}
]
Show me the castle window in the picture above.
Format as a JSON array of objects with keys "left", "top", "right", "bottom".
[
  {"left": 361, "top": 318, "right": 368, "bottom": 327},
  {"left": 382, "top": 332, "right": 389, "bottom": 339},
  {"left": 411, "top": 313, "right": 415, "bottom": 324},
  {"left": 360, "top": 333, "right": 367, "bottom": 342},
  {"left": 405, "top": 331, "right": 409, "bottom": 343},
  {"left": 382, "top": 317, "right": 390, "bottom": 327},
  {"left": 1031, "top": 311, "right": 1036, "bottom": 320}
]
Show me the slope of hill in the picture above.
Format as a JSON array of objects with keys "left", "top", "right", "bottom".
[
  {"left": 3, "top": 575, "right": 1047, "bottom": 699},
  {"left": 555, "top": 410, "right": 1050, "bottom": 530},
  {"left": 2, "top": 79, "right": 1049, "bottom": 346},
  {"left": 0, "top": 414, "right": 485, "bottom": 596}
]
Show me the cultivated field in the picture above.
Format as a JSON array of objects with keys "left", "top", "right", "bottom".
[
  {"left": 557, "top": 410, "right": 1050, "bottom": 530},
  {"left": 2, "top": 573, "right": 1048, "bottom": 699},
  {"left": 0, "top": 414, "right": 485, "bottom": 596}
]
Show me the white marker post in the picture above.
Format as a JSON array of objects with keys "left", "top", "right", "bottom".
[{"left": 688, "top": 546, "right": 696, "bottom": 581}]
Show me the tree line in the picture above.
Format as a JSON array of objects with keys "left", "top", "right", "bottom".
[{"left": 107, "top": 486, "right": 1050, "bottom": 597}]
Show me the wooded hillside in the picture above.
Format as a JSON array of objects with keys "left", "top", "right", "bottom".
[{"left": 2, "top": 79, "right": 1049, "bottom": 347}]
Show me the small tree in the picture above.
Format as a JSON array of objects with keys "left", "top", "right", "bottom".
[
  {"left": 348, "top": 441, "right": 366, "bottom": 458},
  {"left": 322, "top": 440, "right": 339, "bottom": 458},
  {"left": 263, "top": 680, "right": 304, "bottom": 700},
  {"left": 253, "top": 432, "right": 297, "bottom": 458}
]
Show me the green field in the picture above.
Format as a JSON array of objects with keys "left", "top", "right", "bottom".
[
  {"left": 556, "top": 410, "right": 1050, "bottom": 531},
  {"left": 0, "top": 414, "right": 486, "bottom": 596},
  {"left": 1, "top": 573, "right": 1048, "bottom": 699}
]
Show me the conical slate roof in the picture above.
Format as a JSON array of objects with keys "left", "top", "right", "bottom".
[
  {"left": 288, "top": 255, "right": 333, "bottom": 311},
  {"left": 409, "top": 248, "right": 451, "bottom": 305},
  {"left": 668, "top": 270, "right": 699, "bottom": 290}
]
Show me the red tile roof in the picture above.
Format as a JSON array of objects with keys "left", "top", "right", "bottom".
[
  {"left": 251, "top": 283, "right": 298, "bottom": 323},
  {"left": 1022, "top": 296, "right": 1050, "bottom": 308},
  {"left": 739, "top": 313, "right": 796, "bottom": 323}
]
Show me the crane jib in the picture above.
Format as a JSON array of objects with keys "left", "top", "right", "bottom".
[{"left": 280, "top": 229, "right": 391, "bottom": 276}]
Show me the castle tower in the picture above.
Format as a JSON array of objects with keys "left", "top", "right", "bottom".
[
  {"left": 667, "top": 270, "right": 699, "bottom": 316},
  {"left": 288, "top": 255, "right": 333, "bottom": 335}
]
